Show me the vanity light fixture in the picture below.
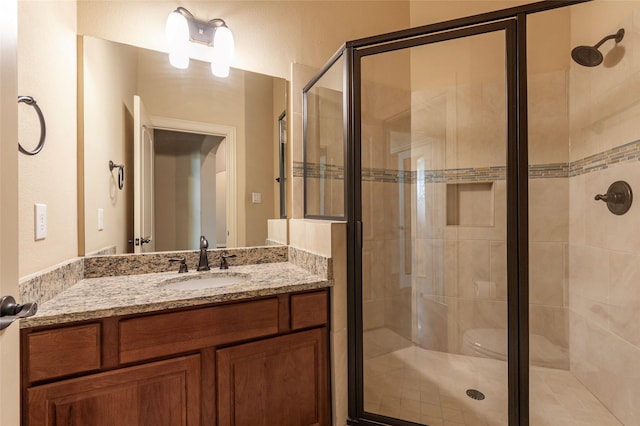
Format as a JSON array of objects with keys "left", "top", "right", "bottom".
[{"left": 165, "top": 7, "right": 234, "bottom": 78}]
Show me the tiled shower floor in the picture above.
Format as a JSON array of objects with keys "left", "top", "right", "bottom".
[{"left": 363, "top": 329, "right": 622, "bottom": 426}]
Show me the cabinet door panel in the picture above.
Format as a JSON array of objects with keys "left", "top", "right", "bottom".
[
  {"left": 27, "top": 355, "right": 200, "bottom": 426},
  {"left": 217, "top": 328, "right": 329, "bottom": 426}
]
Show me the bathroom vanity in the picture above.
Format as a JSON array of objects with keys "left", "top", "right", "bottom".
[{"left": 19, "top": 261, "right": 331, "bottom": 426}]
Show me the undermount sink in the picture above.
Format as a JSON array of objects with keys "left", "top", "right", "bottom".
[{"left": 161, "top": 273, "right": 248, "bottom": 290}]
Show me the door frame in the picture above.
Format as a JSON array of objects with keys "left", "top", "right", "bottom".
[
  {"left": 0, "top": 0, "right": 20, "bottom": 424},
  {"left": 349, "top": 20, "right": 519, "bottom": 426},
  {"left": 149, "top": 116, "right": 238, "bottom": 248}
]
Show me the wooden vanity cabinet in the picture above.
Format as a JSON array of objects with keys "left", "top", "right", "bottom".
[{"left": 21, "top": 289, "right": 330, "bottom": 426}]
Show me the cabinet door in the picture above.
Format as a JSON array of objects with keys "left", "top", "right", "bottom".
[
  {"left": 26, "top": 355, "right": 200, "bottom": 426},
  {"left": 217, "top": 328, "right": 329, "bottom": 426}
]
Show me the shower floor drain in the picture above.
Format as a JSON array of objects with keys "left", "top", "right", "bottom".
[{"left": 466, "top": 389, "right": 486, "bottom": 400}]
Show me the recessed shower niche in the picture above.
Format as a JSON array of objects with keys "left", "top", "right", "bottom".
[{"left": 446, "top": 181, "right": 494, "bottom": 226}]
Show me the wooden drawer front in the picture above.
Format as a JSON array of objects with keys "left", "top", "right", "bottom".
[
  {"left": 27, "top": 323, "right": 101, "bottom": 383},
  {"left": 119, "top": 298, "right": 279, "bottom": 364},
  {"left": 291, "top": 291, "right": 328, "bottom": 330}
]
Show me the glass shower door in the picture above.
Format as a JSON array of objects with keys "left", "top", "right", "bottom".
[{"left": 358, "top": 22, "right": 513, "bottom": 425}]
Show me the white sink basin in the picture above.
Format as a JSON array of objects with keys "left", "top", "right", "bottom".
[{"left": 162, "top": 273, "right": 248, "bottom": 290}]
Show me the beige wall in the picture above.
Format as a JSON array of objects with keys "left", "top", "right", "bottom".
[
  {"left": 410, "top": 0, "right": 531, "bottom": 27},
  {"left": 83, "top": 37, "right": 137, "bottom": 255},
  {"left": 243, "top": 71, "right": 276, "bottom": 246},
  {"left": 273, "top": 78, "right": 287, "bottom": 220},
  {"left": 18, "top": 0, "right": 77, "bottom": 277}
]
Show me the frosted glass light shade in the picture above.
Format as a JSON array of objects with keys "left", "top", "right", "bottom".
[
  {"left": 213, "top": 25, "right": 234, "bottom": 61},
  {"left": 166, "top": 11, "right": 189, "bottom": 69},
  {"left": 211, "top": 25, "right": 234, "bottom": 77},
  {"left": 211, "top": 62, "right": 230, "bottom": 78}
]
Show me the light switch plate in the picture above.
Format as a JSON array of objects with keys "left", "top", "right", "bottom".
[
  {"left": 98, "top": 208, "right": 104, "bottom": 231},
  {"left": 252, "top": 192, "right": 262, "bottom": 204},
  {"left": 34, "top": 203, "right": 47, "bottom": 240}
]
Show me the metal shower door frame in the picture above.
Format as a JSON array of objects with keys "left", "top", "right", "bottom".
[{"left": 346, "top": 20, "right": 520, "bottom": 426}]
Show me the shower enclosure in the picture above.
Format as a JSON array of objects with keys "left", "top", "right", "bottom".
[{"left": 304, "top": 1, "right": 640, "bottom": 425}]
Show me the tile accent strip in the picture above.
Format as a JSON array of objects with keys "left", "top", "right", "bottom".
[
  {"left": 294, "top": 138, "right": 640, "bottom": 183},
  {"left": 569, "top": 139, "right": 640, "bottom": 177}
]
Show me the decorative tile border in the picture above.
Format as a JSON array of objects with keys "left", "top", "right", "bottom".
[
  {"left": 297, "top": 162, "right": 344, "bottom": 180},
  {"left": 294, "top": 139, "right": 640, "bottom": 183},
  {"left": 569, "top": 139, "right": 640, "bottom": 177}
]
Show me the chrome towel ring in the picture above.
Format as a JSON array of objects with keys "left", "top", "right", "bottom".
[{"left": 18, "top": 95, "right": 46, "bottom": 156}]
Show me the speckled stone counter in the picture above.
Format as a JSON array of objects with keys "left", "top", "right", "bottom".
[{"left": 21, "top": 262, "right": 331, "bottom": 329}]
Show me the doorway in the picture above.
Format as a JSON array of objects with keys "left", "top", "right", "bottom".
[
  {"left": 153, "top": 129, "right": 227, "bottom": 250},
  {"left": 149, "top": 117, "right": 238, "bottom": 248}
]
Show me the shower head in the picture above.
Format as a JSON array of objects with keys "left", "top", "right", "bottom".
[{"left": 571, "top": 28, "right": 625, "bottom": 67}]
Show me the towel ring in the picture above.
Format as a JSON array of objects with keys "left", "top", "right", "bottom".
[
  {"left": 109, "top": 160, "right": 125, "bottom": 190},
  {"left": 18, "top": 96, "right": 46, "bottom": 156}
]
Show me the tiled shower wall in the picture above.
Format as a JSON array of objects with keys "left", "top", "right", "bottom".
[{"left": 567, "top": 3, "right": 640, "bottom": 424}]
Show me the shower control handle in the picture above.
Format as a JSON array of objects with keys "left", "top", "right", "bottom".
[
  {"left": 594, "top": 180, "right": 632, "bottom": 215},
  {"left": 594, "top": 192, "right": 623, "bottom": 204}
]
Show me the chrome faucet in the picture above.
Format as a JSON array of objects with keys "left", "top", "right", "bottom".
[{"left": 197, "top": 235, "right": 210, "bottom": 271}]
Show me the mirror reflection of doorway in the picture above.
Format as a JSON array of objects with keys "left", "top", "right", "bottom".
[{"left": 153, "top": 129, "right": 227, "bottom": 250}]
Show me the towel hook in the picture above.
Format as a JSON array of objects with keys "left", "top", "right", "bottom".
[
  {"left": 18, "top": 96, "right": 46, "bottom": 156},
  {"left": 109, "top": 160, "right": 125, "bottom": 190}
]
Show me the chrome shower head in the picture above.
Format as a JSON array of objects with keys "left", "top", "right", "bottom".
[{"left": 571, "top": 28, "right": 625, "bottom": 67}]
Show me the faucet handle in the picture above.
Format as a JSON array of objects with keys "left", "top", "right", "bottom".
[
  {"left": 169, "top": 257, "right": 188, "bottom": 273},
  {"left": 219, "top": 252, "right": 237, "bottom": 270}
]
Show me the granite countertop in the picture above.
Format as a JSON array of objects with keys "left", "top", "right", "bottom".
[{"left": 21, "top": 262, "right": 331, "bottom": 328}]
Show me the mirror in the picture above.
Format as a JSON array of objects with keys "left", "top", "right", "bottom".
[{"left": 81, "top": 36, "right": 287, "bottom": 255}]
